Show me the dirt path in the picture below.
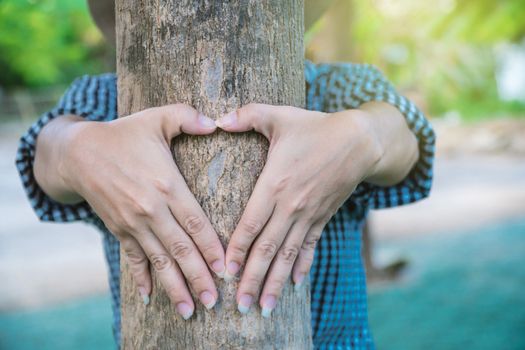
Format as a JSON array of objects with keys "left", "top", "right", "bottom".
[
  {"left": 0, "top": 123, "right": 108, "bottom": 311},
  {"left": 370, "top": 153, "right": 525, "bottom": 240},
  {"left": 370, "top": 118, "right": 525, "bottom": 239}
]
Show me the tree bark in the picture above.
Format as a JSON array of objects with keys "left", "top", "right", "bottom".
[{"left": 116, "top": 1, "right": 312, "bottom": 349}]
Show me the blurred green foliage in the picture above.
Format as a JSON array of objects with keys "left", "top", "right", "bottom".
[
  {"left": 1, "top": 0, "right": 524, "bottom": 119},
  {"left": 0, "top": 0, "right": 108, "bottom": 89},
  {"left": 347, "top": 0, "right": 525, "bottom": 118}
]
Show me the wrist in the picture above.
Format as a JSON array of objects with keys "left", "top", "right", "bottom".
[
  {"left": 356, "top": 101, "right": 419, "bottom": 186},
  {"left": 57, "top": 118, "right": 96, "bottom": 201},
  {"left": 337, "top": 109, "right": 385, "bottom": 182},
  {"left": 34, "top": 115, "right": 85, "bottom": 204}
]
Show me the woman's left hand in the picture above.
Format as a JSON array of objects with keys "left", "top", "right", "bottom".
[{"left": 215, "top": 103, "right": 385, "bottom": 317}]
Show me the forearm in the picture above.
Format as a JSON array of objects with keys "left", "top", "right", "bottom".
[
  {"left": 355, "top": 101, "right": 419, "bottom": 186},
  {"left": 34, "top": 115, "right": 85, "bottom": 204}
]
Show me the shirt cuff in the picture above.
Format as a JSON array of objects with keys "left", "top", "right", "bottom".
[
  {"left": 15, "top": 74, "right": 117, "bottom": 222},
  {"left": 347, "top": 66, "right": 436, "bottom": 209}
]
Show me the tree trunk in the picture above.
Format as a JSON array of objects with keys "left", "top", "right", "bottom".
[{"left": 116, "top": 1, "right": 312, "bottom": 349}]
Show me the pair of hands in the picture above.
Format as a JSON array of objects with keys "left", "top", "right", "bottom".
[{"left": 51, "top": 103, "right": 383, "bottom": 320}]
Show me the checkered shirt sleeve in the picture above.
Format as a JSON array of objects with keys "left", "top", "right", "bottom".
[
  {"left": 15, "top": 74, "right": 118, "bottom": 223},
  {"left": 305, "top": 61, "right": 435, "bottom": 209}
]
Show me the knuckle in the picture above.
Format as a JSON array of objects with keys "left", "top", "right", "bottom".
[
  {"left": 256, "top": 240, "right": 279, "bottom": 260},
  {"left": 285, "top": 200, "right": 305, "bottom": 214},
  {"left": 108, "top": 215, "right": 136, "bottom": 236},
  {"left": 183, "top": 215, "right": 205, "bottom": 236},
  {"left": 242, "top": 103, "right": 260, "bottom": 116},
  {"left": 200, "top": 241, "right": 222, "bottom": 259},
  {"left": 125, "top": 250, "right": 148, "bottom": 266},
  {"left": 241, "top": 103, "right": 266, "bottom": 129},
  {"left": 149, "top": 254, "right": 173, "bottom": 271},
  {"left": 241, "top": 218, "right": 263, "bottom": 237},
  {"left": 105, "top": 221, "right": 123, "bottom": 236},
  {"left": 170, "top": 103, "right": 195, "bottom": 119},
  {"left": 230, "top": 243, "right": 248, "bottom": 258},
  {"left": 288, "top": 195, "right": 309, "bottom": 213},
  {"left": 297, "top": 254, "right": 315, "bottom": 274},
  {"left": 165, "top": 103, "right": 183, "bottom": 115},
  {"left": 153, "top": 178, "right": 175, "bottom": 197},
  {"left": 271, "top": 176, "right": 291, "bottom": 194},
  {"left": 129, "top": 261, "right": 149, "bottom": 279},
  {"left": 163, "top": 286, "right": 177, "bottom": 300},
  {"left": 164, "top": 285, "right": 184, "bottom": 302},
  {"left": 168, "top": 241, "right": 194, "bottom": 260},
  {"left": 186, "top": 272, "right": 207, "bottom": 289},
  {"left": 301, "top": 254, "right": 315, "bottom": 267},
  {"left": 279, "top": 245, "right": 300, "bottom": 264},
  {"left": 244, "top": 275, "right": 263, "bottom": 290},
  {"left": 131, "top": 200, "right": 156, "bottom": 218},
  {"left": 302, "top": 235, "right": 320, "bottom": 250},
  {"left": 117, "top": 214, "right": 137, "bottom": 233}
]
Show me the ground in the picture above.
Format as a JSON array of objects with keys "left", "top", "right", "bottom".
[
  {"left": 0, "top": 117, "right": 524, "bottom": 349},
  {"left": 369, "top": 219, "right": 525, "bottom": 350}
]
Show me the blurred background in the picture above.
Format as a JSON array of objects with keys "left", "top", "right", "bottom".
[{"left": 1, "top": 0, "right": 524, "bottom": 349}]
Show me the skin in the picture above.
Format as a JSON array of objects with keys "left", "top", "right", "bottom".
[
  {"left": 35, "top": 105, "right": 225, "bottom": 319},
  {"left": 76, "top": 0, "right": 416, "bottom": 319},
  {"left": 34, "top": 100, "right": 418, "bottom": 319},
  {"left": 215, "top": 102, "right": 419, "bottom": 316}
]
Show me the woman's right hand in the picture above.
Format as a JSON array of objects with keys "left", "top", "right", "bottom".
[{"left": 34, "top": 104, "right": 224, "bottom": 320}]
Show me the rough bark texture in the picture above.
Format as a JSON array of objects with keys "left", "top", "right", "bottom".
[{"left": 116, "top": 1, "right": 312, "bottom": 349}]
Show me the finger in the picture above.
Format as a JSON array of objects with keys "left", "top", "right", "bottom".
[
  {"left": 216, "top": 103, "right": 300, "bottom": 138},
  {"left": 224, "top": 176, "right": 275, "bottom": 281},
  {"left": 120, "top": 235, "right": 152, "bottom": 305},
  {"left": 148, "top": 205, "right": 218, "bottom": 310},
  {"left": 236, "top": 209, "right": 294, "bottom": 315},
  {"left": 132, "top": 229, "right": 195, "bottom": 320},
  {"left": 154, "top": 104, "right": 217, "bottom": 139},
  {"left": 258, "top": 221, "right": 309, "bottom": 317},
  {"left": 292, "top": 220, "right": 326, "bottom": 290},
  {"left": 169, "top": 171, "right": 226, "bottom": 278}
]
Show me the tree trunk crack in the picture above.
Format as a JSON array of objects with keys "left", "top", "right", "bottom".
[{"left": 207, "top": 150, "right": 226, "bottom": 196}]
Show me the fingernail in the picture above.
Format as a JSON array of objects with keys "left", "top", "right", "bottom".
[
  {"left": 261, "top": 295, "right": 277, "bottom": 318},
  {"left": 215, "top": 111, "right": 237, "bottom": 128},
  {"left": 200, "top": 290, "right": 216, "bottom": 310},
  {"left": 238, "top": 294, "right": 253, "bottom": 314},
  {"left": 138, "top": 287, "right": 150, "bottom": 306},
  {"left": 294, "top": 273, "right": 305, "bottom": 292},
  {"left": 198, "top": 113, "right": 216, "bottom": 128},
  {"left": 212, "top": 259, "right": 225, "bottom": 278},
  {"left": 176, "top": 302, "right": 194, "bottom": 320},
  {"left": 224, "top": 261, "right": 240, "bottom": 281}
]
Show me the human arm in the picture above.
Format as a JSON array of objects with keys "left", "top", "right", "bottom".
[
  {"left": 217, "top": 63, "right": 435, "bottom": 316},
  {"left": 16, "top": 75, "right": 226, "bottom": 319}
]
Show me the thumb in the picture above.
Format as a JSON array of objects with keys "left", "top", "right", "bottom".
[
  {"left": 215, "top": 103, "right": 287, "bottom": 139},
  {"left": 157, "top": 104, "right": 216, "bottom": 139}
]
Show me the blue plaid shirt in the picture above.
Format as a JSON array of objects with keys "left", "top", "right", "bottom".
[{"left": 16, "top": 61, "right": 435, "bottom": 349}]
